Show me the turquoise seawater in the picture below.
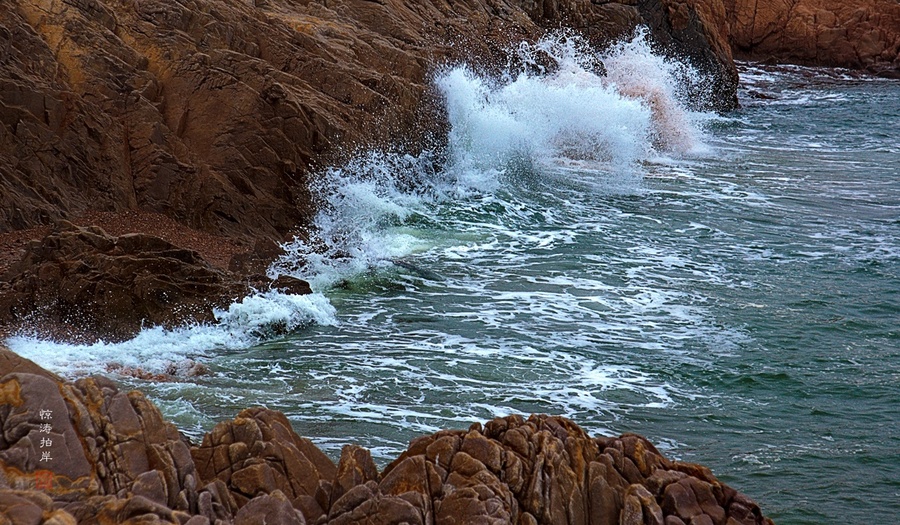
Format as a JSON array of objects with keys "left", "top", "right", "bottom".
[{"left": 10, "top": 45, "right": 899, "bottom": 524}]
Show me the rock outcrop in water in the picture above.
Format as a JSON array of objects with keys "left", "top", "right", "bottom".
[
  {"left": 0, "top": 346, "right": 774, "bottom": 524},
  {"left": 0, "top": 0, "right": 738, "bottom": 340},
  {"left": 706, "top": 0, "right": 900, "bottom": 75}
]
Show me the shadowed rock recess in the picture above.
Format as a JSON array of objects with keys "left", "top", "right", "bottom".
[
  {"left": 0, "top": 348, "right": 774, "bottom": 524},
  {"left": 0, "top": 221, "right": 311, "bottom": 342}
]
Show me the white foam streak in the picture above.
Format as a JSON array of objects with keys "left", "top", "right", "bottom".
[{"left": 6, "top": 292, "right": 336, "bottom": 377}]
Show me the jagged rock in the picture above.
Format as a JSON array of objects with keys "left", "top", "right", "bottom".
[
  {"left": 0, "top": 0, "right": 737, "bottom": 243},
  {"left": 330, "top": 445, "right": 380, "bottom": 506},
  {"left": 234, "top": 491, "right": 306, "bottom": 525},
  {"left": 0, "top": 0, "right": 736, "bottom": 342},
  {"left": 1, "top": 349, "right": 774, "bottom": 524},
  {"left": 191, "top": 407, "right": 338, "bottom": 515},
  {"left": 0, "top": 360, "right": 228, "bottom": 524},
  {"left": 0, "top": 489, "right": 77, "bottom": 524},
  {"left": 268, "top": 275, "right": 313, "bottom": 296},
  {"left": 0, "top": 221, "right": 241, "bottom": 341}
]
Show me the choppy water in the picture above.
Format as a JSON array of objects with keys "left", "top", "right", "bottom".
[{"left": 8, "top": 34, "right": 900, "bottom": 524}]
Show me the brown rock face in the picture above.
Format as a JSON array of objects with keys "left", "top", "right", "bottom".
[
  {"left": 0, "top": 221, "right": 241, "bottom": 341},
  {"left": 636, "top": 0, "right": 739, "bottom": 109},
  {"left": 0, "top": 367, "right": 213, "bottom": 523},
  {"left": 0, "top": 352, "right": 777, "bottom": 524},
  {"left": 710, "top": 0, "right": 900, "bottom": 72},
  {"left": 0, "top": 0, "right": 738, "bottom": 239},
  {"left": 0, "top": 221, "right": 306, "bottom": 342},
  {"left": 0, "top": 0, "right": 738, "bottom": 341}
]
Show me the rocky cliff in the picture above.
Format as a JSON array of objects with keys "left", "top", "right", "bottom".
[
  {"left": 716, "top": 0, "right": 900, "bottom": 75},
  {"left": 0, "top": 0, "right": 738, "bottom": 340},
  {"left": 0, "top": 346, "right": 773, "bottom": 525},
  {"left": 0, "top": 0, "right": 737, "bottom": 238}
]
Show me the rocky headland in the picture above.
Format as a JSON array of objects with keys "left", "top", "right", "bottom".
[
  {"left": 1, "top": 0, "right": 896, "bottom": 521},
  {"left": 1, "top": 0, "right": 898, "bottom": 337},
  {"left": 0, "top": 0, "right": 738, "bottom": 340},
  {"left": 0, "top": 347, "right": 774, "bottom": 525}
]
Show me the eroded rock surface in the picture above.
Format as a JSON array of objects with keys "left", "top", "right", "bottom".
[
  {"left": 0, "top": 221, "right": 304, "bottom": 342},
  {"left": 0, "top": 0, "right": 738, "bottom": 342},
  {"left": 0, "top": 349, "right": 774, "bottom": 524},
  {"left": 0, "top": 0, "right": 737, "bottom": 238},
  {"left": 710, "top": 0, "right": 900, "bottom": 74}
]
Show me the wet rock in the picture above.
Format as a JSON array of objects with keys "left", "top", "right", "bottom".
[
  {"left": 0, "top": 222, "right": 314, "bottom": 342},
  {"left": 0, "top": 0, "right": 738, "bottom": 243},
  {"left": 2, "top": 348, "right": 774, "bottom": 524},
  {"left": 268, "top": 275, "right": 313, "bottom": 296},
  {"left": 0, "top": 222, "right": 247, "bottom": 341},
  {"left": 636, "top": 0, "right": 739, "bottom": 110}
]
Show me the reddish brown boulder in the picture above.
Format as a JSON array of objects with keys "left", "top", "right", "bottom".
[
  {"left": 190, "top": 406, "right": 338, "bottom": 517},
  {"left": 0, "top": 221, "right": 315, "bottom": 342},
  {"left": 0, "top": 222, "right": 251, "bottom": 341},
  {"left": 234, "top": 491, "right": 306, "bottom": 525}
]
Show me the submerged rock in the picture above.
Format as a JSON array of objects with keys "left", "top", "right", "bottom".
[{"left": 0, "top": 347, "right": 774, "bottom": 524}]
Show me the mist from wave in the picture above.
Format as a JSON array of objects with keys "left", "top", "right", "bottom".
[{"left": 7, "top": 29, "right": 711, "bottom": 380}]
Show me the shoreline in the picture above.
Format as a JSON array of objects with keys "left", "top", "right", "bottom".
[{"left": 0, "top": 346, "right": 774, "bottom": 524}]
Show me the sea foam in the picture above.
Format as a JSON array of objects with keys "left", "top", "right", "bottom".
[
  {"left": 273, "top": 29, "right": 709, "bottom": 289},
  {"left": 6, "top": 291, "right": 336, "bottom": 377},
  {"left": 6, "top": 29, "right": 708, "bottom": 378}
]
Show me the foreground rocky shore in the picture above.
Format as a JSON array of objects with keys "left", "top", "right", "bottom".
[{"left": 0, "top": 348, "right": 773, "bottom": 524}]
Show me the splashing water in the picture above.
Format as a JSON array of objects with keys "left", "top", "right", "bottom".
[
  {"left": 272, "top": 29, "right": 708, "bottom": 290},
  {"left": 7, "top": 291, "right": 337, "bottom": 377}
]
